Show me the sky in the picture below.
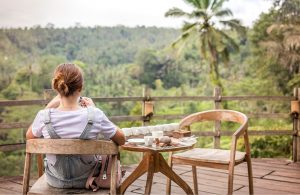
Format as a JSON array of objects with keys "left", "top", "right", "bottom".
[{"left": 0, "top": 0, "right": 273, "bottom": 28}]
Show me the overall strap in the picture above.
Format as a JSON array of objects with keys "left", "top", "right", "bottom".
[
  {"left": 79, "top": 107, "right": 95, "bottom": 139},
  {"left": 43, "top": 109, "right": 61, "bottom": 139}
]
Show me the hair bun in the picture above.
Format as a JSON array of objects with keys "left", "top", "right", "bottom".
[
  {"left": 52, "top": 73, "right": 69, "bottom": 96},
  {"left": 57, "top": 79, "right": 69, "bottom": 96},
  {"left": 52, "top": 63, "right": 83, "bottom": 97}
]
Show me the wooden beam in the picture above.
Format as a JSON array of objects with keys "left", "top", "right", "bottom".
[
  {"left": 0, "top": 122, "right": 31, "bottom": 129},
  {"left": 0, "top": 143, "right": 25, "bottom": 152},
  {"left": 193, "top": 130, "right": 292, "bottom": 137},
  {"left": 0, "top": 95, "right": 293, "bottom": 107},
  {"left": 0, "top": 100, "right": 47, "bottom": 107}
]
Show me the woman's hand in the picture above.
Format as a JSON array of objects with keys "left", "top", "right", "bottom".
[
  {"left": 80, "top": 97, "right": 95, "bottom": 107},
  {"left": 46, "top": 95, "right": 61, "bottom": 109}
]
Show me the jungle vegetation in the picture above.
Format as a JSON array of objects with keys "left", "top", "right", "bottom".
[{"left": 0, "top": 0, "right": 299, "bottom": 175}]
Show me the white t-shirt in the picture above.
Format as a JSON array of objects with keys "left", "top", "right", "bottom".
[{"left": 31, "top": 107, "right": 117, "bottom": 164}]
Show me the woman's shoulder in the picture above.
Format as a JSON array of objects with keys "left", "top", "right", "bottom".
[{"left": 89, "top": 107, "right": 104, "bottom": 115}]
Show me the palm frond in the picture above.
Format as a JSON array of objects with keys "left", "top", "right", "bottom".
[
  {"left": 171, "top": 25, "right": 198, "bottom": 48},
  {"left": 200, "top": 0, "right": 210, "bottom": 9},
  {"left": 165, "top": 7, "right": 191, "bottom": 18},
  {"left": 211, "top": 0, "right": 228, "bottom": 11},
  {"left": 214, "top": 8, "right": 233, "bottom": 17},
  {"left": 171, "top": 27, "right": 199, "bottom": 54},
  {"left": 220, "top": 19, "right": 246, "bottom": 36},
  {"left": 220, "top": 48, "right": 230, "bottom": 66},
  {"left": 190, "top": 9, "right": 207, "bottom": 18},
  {"left": 183, "top": 0, "right": 202, "bottom": 9},
  {"left": 182, "top": 22, "right": 198, "bottom": 32},
  {"left": 210, "top": 0, "right": 219, "bottom": 10},
  {"left": 215, "top": 29, "right": 239, "bottom": 52}
]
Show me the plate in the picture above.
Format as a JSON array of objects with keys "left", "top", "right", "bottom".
[{"left": 127, "top": 138, "right": 145, "bottom": 145}]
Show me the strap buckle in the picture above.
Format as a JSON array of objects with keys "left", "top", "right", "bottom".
[
  {"left": 44, "top": 119, "right": 51, "bottom": 124},
  {"left": 87, "top": 119, "right": 93, "bottom": 124}
]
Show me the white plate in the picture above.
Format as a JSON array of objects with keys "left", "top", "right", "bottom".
[{"left": 127, "top": 138, "right": 144, "bottom": 145}]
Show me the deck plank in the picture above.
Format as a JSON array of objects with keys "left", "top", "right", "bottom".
[{"left": 1, "top": 158, "right": 300, "bottom": 194}]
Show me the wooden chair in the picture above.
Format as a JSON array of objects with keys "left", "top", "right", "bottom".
[
  {"left": 166, "top": 110, "right": 253, "bottom": 195},
  {"left": 22, "top": 139, "right": 119, "bottom": 195}
]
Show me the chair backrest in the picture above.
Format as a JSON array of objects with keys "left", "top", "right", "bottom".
[
  {"left": 179, "top": 109, "right": 248, "bottom": 134},
  {"left": 26, "top": 139, "right": 119, "bottom": 155},
  {"left": 23, "top": 139, "right": 119, "bottom": 195}
]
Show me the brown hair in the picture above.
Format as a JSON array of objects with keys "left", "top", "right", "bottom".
[{"left": 52, "top": 63, "right": 83, "bottom": 97}]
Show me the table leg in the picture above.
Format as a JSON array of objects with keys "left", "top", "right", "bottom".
[
  {"left": 158, "top": 154, "right": 194, "bottom": 195},
  {"left": 120, "top": 153, "right": 149, "bottom": 194},
  {"left": 145, "top": 154, "right": 155, "bottom": 195}
]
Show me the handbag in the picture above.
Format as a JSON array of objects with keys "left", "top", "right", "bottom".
[{"left": 85, "top": 155, "right": 123, "bottom": 192}]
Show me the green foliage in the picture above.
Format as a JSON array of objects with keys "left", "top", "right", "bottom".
[
  {"left": 0, "top": 3, "right": 298, "bottom": 175},
  {"left": 251, "top": 136, "right": 292, "bottom": 158},
  {"left": 135, "top": 50, "right": 184, "bottom": 89},
  {"left": 165, "top": 0, "right": 246, "bottom": 92}
]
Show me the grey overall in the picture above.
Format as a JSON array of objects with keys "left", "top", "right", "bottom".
[{"left": 43, "top": 107, "right": 97, "bottom": 188}]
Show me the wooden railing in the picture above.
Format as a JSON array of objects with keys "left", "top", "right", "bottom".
[{"left": 0, "top": 88, "right": 299, "bottom": 162}]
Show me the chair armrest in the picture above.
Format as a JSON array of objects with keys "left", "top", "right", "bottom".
[
  {"left": 230, "top": 123, "right": 248, "bottom": 164},
  {"left": 233, "top": 123, "right": 248, "bottom": 138}
]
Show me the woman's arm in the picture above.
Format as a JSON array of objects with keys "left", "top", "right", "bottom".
[
  {"left": 81, "top": 97, "right": 126, "bottom": 145},
  {"left": 26, "top": 125, "right": 36, "bottom": 139},
  {"left": 26, "top": 95, "right": 61, "bottom": 140},
  {"left": 111, "top": 128, "right": 126, "bottom": 146}
]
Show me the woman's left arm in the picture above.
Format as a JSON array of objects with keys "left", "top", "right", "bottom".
[
  {"left": 26, "top": 125, "right": 36, "bottom": 139},
  {"left": 26, "top": 95, "right": 61, "bottom": 140}
]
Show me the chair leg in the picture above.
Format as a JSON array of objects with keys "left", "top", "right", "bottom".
[
  {"left": 166, "top": 152, "right": 173, "bottom": 195},
  {"left": 228, "top": 163, "right": 235, "bottom": 195},
  {"left": 110, "top": 155, "right": 117, "bottom": 195},
  {"left": 192, "top": 166, "right": 198, "bottom": 195},
  {"left": 22, "top": 153, "right": 31, "bottom": 195},
  {"left": 246, "top": 156, "right": 254, "bottom": 195}
]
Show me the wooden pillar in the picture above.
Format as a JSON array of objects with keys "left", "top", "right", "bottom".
[
  {"left": 293, "top": 88, "right": 300, "bottom": 162},
  {"left": 214, "top": 87, "right": 221, "bottom": 149},
  {"left": 142, "top": 87, "right": 153, "bottom": 126}
]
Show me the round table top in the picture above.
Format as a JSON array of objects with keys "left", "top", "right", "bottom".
[{"left": 121, "top": 138, "right": 195, "bottom": 153}]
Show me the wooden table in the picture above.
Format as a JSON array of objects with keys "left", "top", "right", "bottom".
[{"left": 120, "top": 141, "right": 195, "bottom": 195}]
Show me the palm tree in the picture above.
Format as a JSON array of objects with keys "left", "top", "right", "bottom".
[{"left": 165, "top": 0, "right": 246, "bottom": 91}]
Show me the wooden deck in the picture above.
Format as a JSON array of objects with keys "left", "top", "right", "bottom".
[{"left": 1, "top": 158, "right": 300, "bottom": 194}]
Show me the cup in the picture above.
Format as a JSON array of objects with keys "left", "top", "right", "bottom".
[{"left": 144, "top": 136, "right": 154, "bottom": 146}]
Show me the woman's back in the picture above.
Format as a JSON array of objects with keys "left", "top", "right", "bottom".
[{"left": 26, "top": 63, "right": 125, "bottom": 189}]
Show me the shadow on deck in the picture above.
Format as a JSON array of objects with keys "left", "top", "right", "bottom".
[{"left": 1, "top": 158, "right": 300, "bottom": 194}]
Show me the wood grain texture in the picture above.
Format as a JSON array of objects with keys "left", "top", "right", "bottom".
[
  {"left": 22, "top": 153, "right": 31, "bottom": 195},
  {"left": 23, "top": 139, "right": 120, "bottom": 195},
  {"left": 172, "top": 109, "right": 252, "bottom": 194},
  {"left": 26, "top": 139, "right": 118, "bottom": 155},
  {"left": 36, "top": 154, "right": 43, "bottom": 178},
  {"left": 121, "top": 147, "right": 194, "bottom": 195},
  {"left": 28, "top": 174, "right": 109, "bottom": 195},
  {"left": 172, "top": 148, "right": 246, "bottom": 164},
  {"left": 2, "top": 158, "right": 300, "bottom": 195}
]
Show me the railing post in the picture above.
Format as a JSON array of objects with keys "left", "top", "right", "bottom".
[
  {"left": 292, "top": 88, "right": 300, "bottom": 162},
  {"left": 214, "top": 87, "right": 221, "bottom": 149},
  {"left": 142, "top": 87, "right": 153, "bottom": 126}
]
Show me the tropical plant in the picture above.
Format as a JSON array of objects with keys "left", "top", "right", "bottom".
[
  {"left": 259, "top": 0, "right": 300, "bottom": 90},
  {"left": 165, "top": 0, "right": 246, "bottom": 92}
]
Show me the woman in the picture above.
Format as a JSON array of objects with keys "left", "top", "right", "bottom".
[{"left": 26, "top": 63, "right": 125, "bottom": 188}]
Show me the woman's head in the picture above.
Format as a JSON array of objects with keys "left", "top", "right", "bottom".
[{"left": 52, "top": 63, "right": 83, "bottom": 97}]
